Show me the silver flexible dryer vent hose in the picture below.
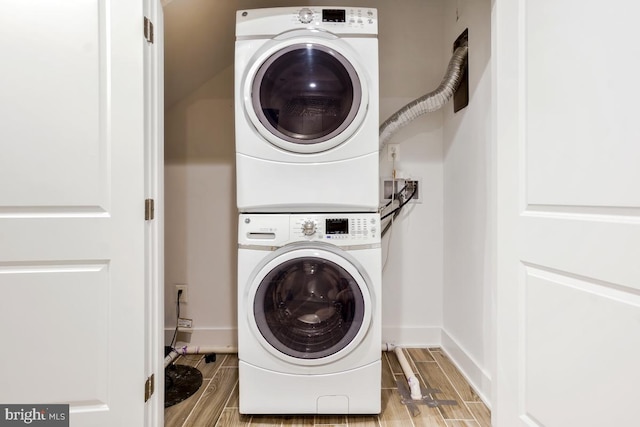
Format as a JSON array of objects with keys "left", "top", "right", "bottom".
[{"left": 379, "top": 44, "right": 469, "bottom": 151}]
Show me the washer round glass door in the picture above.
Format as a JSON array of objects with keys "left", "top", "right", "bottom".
[
  {"left": 249, "top": 42, "right": 366, "bottom": 153},
  {"left": 250, "top": 246, "right": 371, "bottom": 361}
]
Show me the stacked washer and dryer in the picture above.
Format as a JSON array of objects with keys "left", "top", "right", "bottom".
[{"left": 234, "top": 7, "right": 381, "bottom": 414}]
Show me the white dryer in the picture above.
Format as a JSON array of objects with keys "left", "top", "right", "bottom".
[
  {"left": 235, "top": 7, "right": 379, "bottom": 212},
  {"left": 237, "top": 213, "right": 381, "bottom": 414}
]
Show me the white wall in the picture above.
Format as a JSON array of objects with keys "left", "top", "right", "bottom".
[
  {"left": 378, "top": 0, "right": 444, "bottom": 346},
  {"left": 164, "top": 0, "right": 448, "bottom": 347},
  {"left": 442, "top": 0, "right": 493, "bottom": 403},
  {"left": 164, "top": 65, "right": 238, "bottom": 344}
]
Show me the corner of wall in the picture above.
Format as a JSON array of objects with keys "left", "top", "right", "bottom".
[
  {"left": 382, "top": 326, "right": 441, "bottom": 348},
  {"left": 441, "top": 0, "right": 494, "bottom": 406},
  {"left": 441, "top": 329, "right": 492, "bottom": 407}
]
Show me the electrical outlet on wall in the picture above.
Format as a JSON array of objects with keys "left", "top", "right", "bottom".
[
  {"left": 175, "top": 284, "right": 188, "bottom": 303},
  {"left": 178, "top": 318, "right": 193, "bottom": 328}
]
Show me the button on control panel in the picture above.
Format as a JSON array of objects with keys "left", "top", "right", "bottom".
[
  {"left": 298, "top": 7, "right": 314, "bottom": 24},
  {"left": 301, "top": 219, "right": 317, "bottom": 236}
]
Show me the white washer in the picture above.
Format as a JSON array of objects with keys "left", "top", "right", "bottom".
[
  {"left": 238, "top": 213, "right": 381, "bottom": 414},
  {"left": 235, "top": 7, "right": 379, "bottom": 213}
]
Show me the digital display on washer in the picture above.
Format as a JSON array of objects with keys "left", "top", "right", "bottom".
[
  {"left": 322, "top": 9, "right": 346, "bottom": 23},
  {"left": 326, "top": 218, "right": 349, "bottom": 234}
]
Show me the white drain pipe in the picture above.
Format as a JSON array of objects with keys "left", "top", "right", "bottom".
[
  {"left": 394, "top": 346, "right": 423, "bottom": 400},
  {"left": 383, "top": 343, "right": 422, "bottom": 400}
]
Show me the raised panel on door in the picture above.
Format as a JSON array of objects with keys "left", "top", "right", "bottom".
[
  {"left": 524, "top": 1, "right": 640, "bottom": 209},
  {"left": 0, "top": 0, "right": 109, "bottom": 212},
  {"left": 523, "top": 267, "right": 640, "bottom": 426},
  {"left": 0, "top": 263, "right": 110, "bottom": 404},
  {"left": 0, "top": 1, "right": 147, "bottom": 426}
]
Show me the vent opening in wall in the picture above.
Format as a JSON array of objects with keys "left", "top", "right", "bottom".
[{"left": 453, "top": 28, "right": 469, "bottom": 113}]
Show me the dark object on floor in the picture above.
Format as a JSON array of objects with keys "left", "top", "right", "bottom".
[
  {"left": 204, "top": 353, "right": 216, "bottom": 363},
  {"left": 164, "top": 346, "right": 174, "bottom": 357},
  {"left": 396, "top": 379, "right": 457, "bottom": 417},
  {"left": 165, "top": 364, "right": 203, "bottom": 408}
]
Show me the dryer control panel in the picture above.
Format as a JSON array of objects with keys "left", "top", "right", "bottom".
[
  {"left": 295, "top": 7, "right": 377, "bottom": 29},
  {"left": 236, "top": 7, "right": 378, "bottom": 37}
]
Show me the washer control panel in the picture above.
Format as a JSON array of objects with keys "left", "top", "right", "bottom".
[
  {"left": 239, "top": 213, "right": 380, "bottom": 246},
  {"left": 291, "top": 213, "right": 379, "bottom": 244}
]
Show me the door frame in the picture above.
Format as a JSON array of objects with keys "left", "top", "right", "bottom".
[
  {"left": 144, "top": 0, "right": 164, "bottom": 425},
  {"left": 492, "top": 0, "right": 522, "bottom": 423}
]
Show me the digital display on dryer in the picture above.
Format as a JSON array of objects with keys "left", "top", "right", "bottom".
[
  {"left": 322, "top": 9, "right": 346, "bottom": 23},
  {"left": 326, "top": 218, "right": 349, "bottom": 234}
]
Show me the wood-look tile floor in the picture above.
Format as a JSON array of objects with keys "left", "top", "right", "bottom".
[{"left": 165, "top": 348, "right": 491, "bottom": 427}]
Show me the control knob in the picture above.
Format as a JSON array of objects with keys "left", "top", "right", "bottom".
[
  {"left": 298, "top": 8, "right": 314, "bottom": 24},
  {"left": 301, "top": 220, "right": 317, "bottom": 236}
]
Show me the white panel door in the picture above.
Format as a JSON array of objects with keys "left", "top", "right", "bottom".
[
  {"left": 495, "top": 0, "right": 640, "bottom": 426},
  {"left": 0, "top": 1, "right": 149, "bottom": 426}
]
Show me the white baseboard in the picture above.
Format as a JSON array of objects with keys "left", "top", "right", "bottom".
[
  {"left": 164, "top": 324, "right": 493, "bottom": 406},
  {"left": 165, "top": 327, "right": 237, "bottom": 347},
  {"left": 166, "top": 326, "right": 443, "bottom": 350},
  {"left": 441, "top": 329, "right": 492, "bottom": 407},
  {"left": 382, "top": 326, "right": 441, "bottom": 347}
]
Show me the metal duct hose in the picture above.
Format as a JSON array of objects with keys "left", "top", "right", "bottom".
[{"left": 379, "top": 44, "right": 469, "bottom": 150}]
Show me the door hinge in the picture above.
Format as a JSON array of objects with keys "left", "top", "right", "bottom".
[
  {"left": 145, "top": 374, "right": 155, "bottom": 402},
  {"left": 145, "top": 198, "right": 155, "bottom": 220},
  {"left": 144, "top": 16, "right": 154, "bottom": 44}
]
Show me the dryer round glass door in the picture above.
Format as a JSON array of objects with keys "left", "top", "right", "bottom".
[
  {"left": 251, "top": 43, "right": 364, "bottom": 152},
  {"left": 251, "top": 247, "right": 372, "bottom": 361}
]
